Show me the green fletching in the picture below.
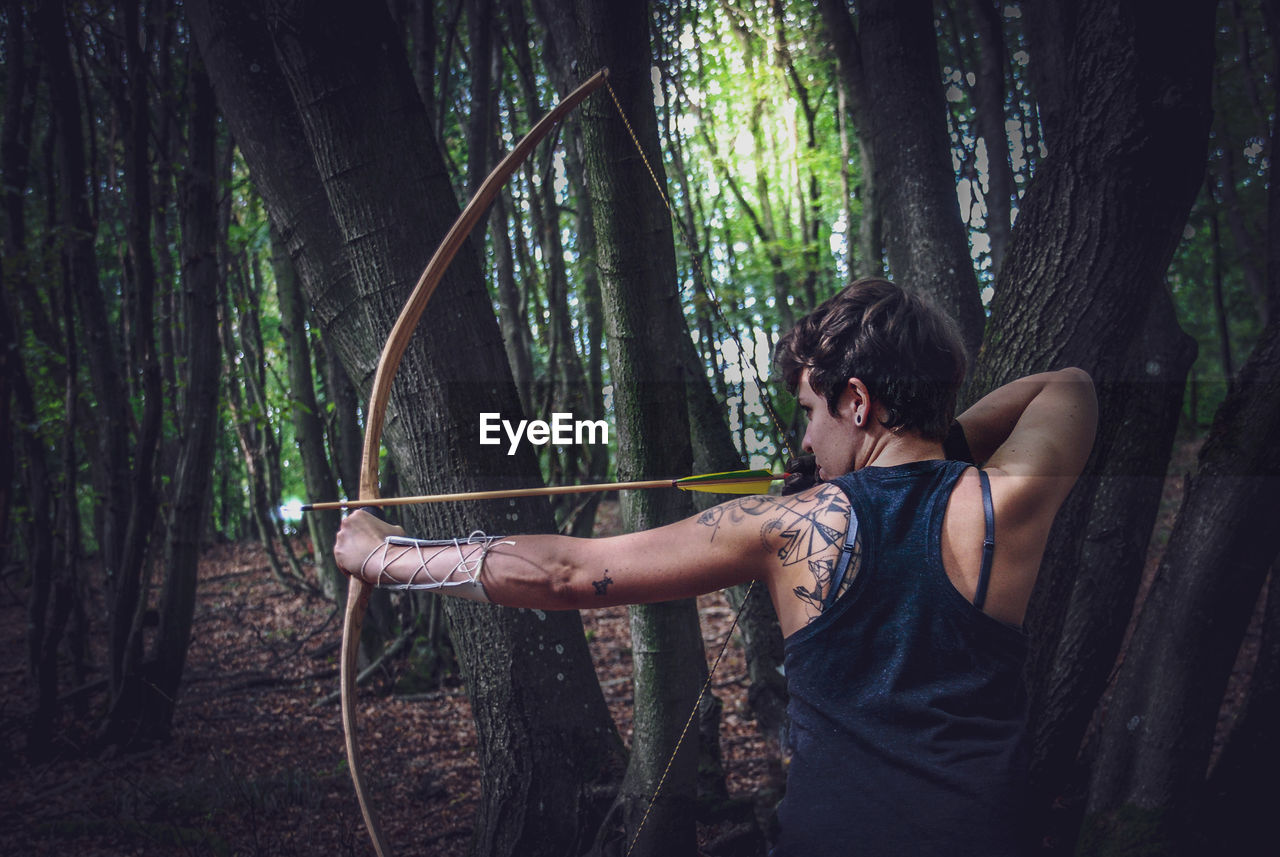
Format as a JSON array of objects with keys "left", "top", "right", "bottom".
[{"left": 674, "top": 469, "right": 780, "bottom": 495}]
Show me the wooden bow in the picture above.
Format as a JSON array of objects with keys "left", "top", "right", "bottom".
[{"left": 341, "top": 68, "right": 611, "bottom": 857}]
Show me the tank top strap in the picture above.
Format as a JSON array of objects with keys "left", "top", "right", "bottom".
[
  {"left": 821, "top": 509, "right": 860, "bottom": 612},
  {"left": 973, "top": 469, "right": 996, "bottom": 611}
]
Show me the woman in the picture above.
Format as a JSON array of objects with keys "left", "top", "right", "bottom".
[{"left": 335, "top": 278, "right": 1097, "bottom": 855}]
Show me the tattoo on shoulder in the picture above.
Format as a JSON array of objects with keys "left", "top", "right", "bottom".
[
  {"left": 695, "top": 485, "right": 859, "bottom": 623},
  {"left": 592, "top": 571, "right": 613, "bottom": 596},
  {"left": 695, "top": 486, "right": 850, "bottom": 547},
  {"left": 793, "top": 533, "right": 861, "bottom": 625}
]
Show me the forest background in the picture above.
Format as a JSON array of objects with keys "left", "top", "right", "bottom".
[{"left": 2, "top": 0, "right": 1279, "bottom": 855}]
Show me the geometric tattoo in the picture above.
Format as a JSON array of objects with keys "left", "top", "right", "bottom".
[{"left": 695, "top": 485, "right": 859, "bottom": 623}]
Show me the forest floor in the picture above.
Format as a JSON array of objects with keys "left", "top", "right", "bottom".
[
  {"left": 0, "top": 437, "right": 1264, "bottom": 857},
  {"left": 0, "top": 501, "right": 769, "bottom": 857}
]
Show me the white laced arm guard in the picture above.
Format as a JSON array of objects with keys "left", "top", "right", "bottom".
[{"left": 355, "top": 530, "right": 514, "bottom": 602}]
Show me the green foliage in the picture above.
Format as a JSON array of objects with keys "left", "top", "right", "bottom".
[{"left": 3, "top": 0, "right": 1269, "bottom": 568}]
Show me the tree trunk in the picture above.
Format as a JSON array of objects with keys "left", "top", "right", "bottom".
[
  {"left": 818, "top": 0, "right": 985, "bottom": 353},
  {"left": 966, "top": 0, "right": 1016, "bottom": 276},
  {"left": 272, "top": 222, "right": 345, "bottom": 601},
  {"left": 322, "top": 345, "right": 364, "bottom": 498},
  {"left": 35, "top": 0, "right": 159, "bottom": 746},
  {"left": 963, "top": 0, "right": 1217, "bottom": 845},
  {"left": 224, "top": 253, "right": 306, "bottom": 591},
  {"left": 1079, "top": 312, "right": 1280, "bottom": 854},
  {"left": 1203, "top": 564, "right": 1280, "bottom": 850},
  {"left": 537, "top": 1, "right": 708, "bottom": 852},
  {"left": 514, "top": 61, "right": 590, "bottom": 489},
  {"left": 1024, "top": 291, "right": 1196, "bottom": 850},
  {"left": 188, "top": 2, "right": 626, "bottom": 854},
  {"left": 146, "top": 47, "right": 222, "bottom": 738},
  {"left": 491, "top": 186, "right": 536, "bottom": 416},
  {"left": 109, "top": 0, "right": 167, "bottom": 743},
  {"left": 530, "top": 0, "right": 610, "bottom": 537},
  {"left": 5, "top": 288, "right": 60, "bottom": 757}
]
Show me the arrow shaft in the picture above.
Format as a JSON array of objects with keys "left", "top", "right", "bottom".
[{"left": 304, "top": 472, "right": 784, "bottom": 511}]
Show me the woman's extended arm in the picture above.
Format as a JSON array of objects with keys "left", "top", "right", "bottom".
[
  {"left": 334, "top": 482, "right": 855, "bottom": 637},
  {"left": 335, "top": 494, "right": 784, "bottom": 610}
]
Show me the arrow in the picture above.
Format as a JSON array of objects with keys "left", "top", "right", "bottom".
[{"left": 302, "top": 468, "right": 783, "bottom": 512}]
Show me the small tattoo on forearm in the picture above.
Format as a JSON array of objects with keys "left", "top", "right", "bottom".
[{"left": 592, "top": 571, "right": 613, "bottom": 596}]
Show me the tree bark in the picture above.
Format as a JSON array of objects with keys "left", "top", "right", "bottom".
[
  {"left": 535, "top": 1, "right": 709, "bottom": 852},
  {"left": 963, "top": 0, "right": 1217, "bottom": 845},
  {"left": 188, "top": 2, "right": 626, "bottom": 854},
  {"left": 272, "top": 222, "right": 345, "bottom": 601},
  {"left": 1080, "top": 312, "right": 1280, "bottom": 853},
  {"left": 146, "top": 46, "right": 222, "bottom": 738},
  {"left": 1078, "top": 4, "right": 1280, "bottom": 846},
  {"left": 817, "top": 0, "right": 985, "bottom": 353}
]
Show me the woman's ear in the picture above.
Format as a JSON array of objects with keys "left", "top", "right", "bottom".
[{"left": 845, "top": 377, "right": 872, "bottom": 427}]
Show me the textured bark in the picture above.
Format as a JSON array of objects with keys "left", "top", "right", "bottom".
[
  {"left": 1077, "top": 4, "right": 1280, "bottom": 846},
  {"left": 535, "top": 0, "right": 708, "bottom": 852},
  {"left": 322, "top": 346, "right": 364, "bottom": 498},
  {"left": 1023, "top": 292, "right": 1195, "bottom": 850},
  {"left": 962, "top": 0, "right": 1217, "bottom": 845},
  {"left": 188, "top": 2, "right": 625, "bottom": 854},
  {"left": 1079, "top": 314, "right": 1280, "bottom": 853}
]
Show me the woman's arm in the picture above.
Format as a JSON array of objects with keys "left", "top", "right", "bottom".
[
  {"left": 334, "top": 493, "right": 789, "bottom": 610},
  {"left": 957, "top": 367, "right": 1098, "bottom": 516},
  {"left": 334, "top": 481, "right": 855, "bottom": 637}
]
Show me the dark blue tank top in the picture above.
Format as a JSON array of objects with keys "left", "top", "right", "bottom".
[{"left": 773, "top": 459, "right": 1030, "bottom": 856}]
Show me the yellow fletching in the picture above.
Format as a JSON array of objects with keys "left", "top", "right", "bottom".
[{"left": 673, "top": 469, "right": 782, "bottom": 495}]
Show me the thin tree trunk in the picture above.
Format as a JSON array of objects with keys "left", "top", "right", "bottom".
[
  {"left": 1209, "top": 203, "right": 1234, "bottom": 382},
  {"left": 561, "top": 2, "right": 708, "bottom": 853},
  {"left": 322, "top": 344, "right": 364, "bottom": 498},
  {"left": 147, "top": 46, "right": 222, "bottom": 739},
  {"left": 967, "top": 0, "right": 1015, "bottom": 275},
  {"left": 491, "top": 184, "right": 536, "bottom": 415},
  {"left": 272, "top": 222, "right": 345, "bottom": 601},
  {"left": 818, "top": 0, "right": 985, "bottom": 353},
  {"left": 115, "top": 0, "right": 166, "bottom": 719}
]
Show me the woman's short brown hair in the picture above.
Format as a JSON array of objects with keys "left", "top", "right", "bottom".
[{"left": 775, "top": 278, "right": 967, "bottom": 442}]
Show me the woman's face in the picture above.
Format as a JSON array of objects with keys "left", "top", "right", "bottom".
[{"left": 797, "top": 368, "right": 861, "bottom": 481}]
